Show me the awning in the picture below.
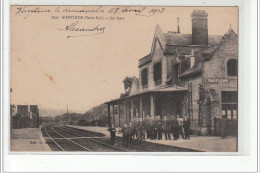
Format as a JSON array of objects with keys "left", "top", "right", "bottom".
[
  {"left": 154, "top": 85, "right": 187, "bottom": 92},
  {"left": 105, "top": 85, "right": 188, "bottom": 105}
]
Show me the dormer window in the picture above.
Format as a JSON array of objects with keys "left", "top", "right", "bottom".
[
  {"left": 141, "top": 68, "right": 148, "bottom": 88},
  {"left": 227, "top": 59, "right": 237, "bottom": 76},
  {"left": 153, "top": 61, "right": 162, "bottom": 85},
  {"left": 202, "top": 53, "right": 211, "bottom": 61}
]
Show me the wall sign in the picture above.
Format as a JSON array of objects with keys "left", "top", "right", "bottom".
[{"left": 205, "top": 78, "right": 229, "bottom": 84}]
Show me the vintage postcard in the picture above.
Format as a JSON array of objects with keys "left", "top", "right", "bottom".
[{"left": 10, "top": 6, "right": 238, "bottom": 152}]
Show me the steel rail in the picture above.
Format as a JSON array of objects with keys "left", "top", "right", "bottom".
[
  {"left": 58, "top": 126, "right": 127, "bottom": 152},
  {"left": 63, "top": 126, "right": 201, "bottom": 152},
  {"left": 62, "top": 126, "right": 151, "bottom": 152},
  {"left": 44, "top": 126, "right": 65, "bottom": 151},
  {"left": 51, "top": 127, "right": 92, "bottom": 152}
]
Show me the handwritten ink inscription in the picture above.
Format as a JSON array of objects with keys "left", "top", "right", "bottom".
[
  {"left": 13, "top": 6, "right": 166, "bottom": 38},
  {"left": 58, "top": 21, "right": 106, "bottom": 38}
]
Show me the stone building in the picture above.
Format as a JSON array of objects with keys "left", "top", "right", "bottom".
[
  {"left": 105, "top": 10, "right": 238, "bottom": 136},
  {"left": 12, "top": 105, "right": 40, "bottom": 129}
]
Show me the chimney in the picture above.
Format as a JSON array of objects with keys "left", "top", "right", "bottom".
[{"left": 191, "top": 10, "right": 208, "bottom": 45}]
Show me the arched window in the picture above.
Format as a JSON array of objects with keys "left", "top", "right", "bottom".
[{"left": 227, "top": 59, "right": 237, "bottom": 76}]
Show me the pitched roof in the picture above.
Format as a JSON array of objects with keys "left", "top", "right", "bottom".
[
  {"left": 196, "top": 28, "right": 237, "bottom": 56},
  {"left": 164, "top": 33, "right": 192, "bottom": 45},
  {"left": 179, "top": 28, "right": 238, "bottom": 78},
  {"left": 163, "top": 33, "right": 222, "bottom": 46},
  {"left": 179, "top": 63, "right": 202, "bottom": 78},
  {"left": 200, "top": 44, "right": 218, "bottom": 54},
  {"left": 139, "top": 54, "right": 151, "bottom": 67}
]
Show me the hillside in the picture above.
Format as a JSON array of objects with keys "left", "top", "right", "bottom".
[{"left": 54, "top": 104, "right": 112, "bottom": 127}]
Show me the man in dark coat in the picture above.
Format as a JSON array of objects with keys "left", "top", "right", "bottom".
[
  {"left": 141, "top": 118, "right": 146, "bottom": 140},
  {"left": 136, "top": 118, "right": 140, "bottom": 139},
  {"left": 154, "top": 116, "right": 160, "bottom": 140},
  {"left": 108, "top": 124, "right": 116, "bottom": 144},
  {"left": 145, "top": 116, "right": 151, "bottom": 139},
  {"left": 172, "top": 116, "right": 179, "bottom": 140},
  {"left": 183, "top": 115, "right": 191, "bottom": 140},
  {"left": 177, "top": 114, "right": 184, "bottom": 139},
  {"left": 162, "top": 116, "right": 171, "bottom": 140},
  {"left": 150, "top": 117, "right": 155, "bottom": 140},
  {"left": 157, "top": 122, "right": 163, "bottom": 140},
  {"left": 122, "top": 124, "right": 129, "bottom": 147},
  {"left": 132, "top": 119, "right": 138, "bottom": 139},
  {"left": 128, "top": 122, "right": 134, "bottom": 143}
]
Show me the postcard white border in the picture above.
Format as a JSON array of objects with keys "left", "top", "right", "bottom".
[{"left": 1, "top": 0, "right": 258, "bottom": 172}]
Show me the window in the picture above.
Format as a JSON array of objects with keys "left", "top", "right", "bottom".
[
  {"left": 202, "top": 53, "right": 211, "bottom": 60},
  {"left": 153, "top": 61, "right": 162, "bottom": 84},
  {"left": 221, "top": 91, "right": 238, "bottom": 120},
  {"left": 141, "top": 68, "right": 148, "bottom": 87},
  {"left": 227, "top": 59, "right": 237, "bottom": 76},
  {"left": 221, "top": 92, "right": 237, "bottom": 104}
]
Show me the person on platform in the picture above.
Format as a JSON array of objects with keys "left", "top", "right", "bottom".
[
  {"left": 128, "top": 122, "right": 134, "bottom": 143},
  {"left": 172, "top": 115, "right": 179, "bottom": 140},
  {"left": 122, "top": 124, "right": 129, "bottom": 147},
  {"left": 158, "top": 122, "right": 163, "bottom": 140},
  {"left": 154, "top": 116, "right": 159, "bottom": 140},
  {"left": 145, "top": 115, "right": 151, "bottom": 139},
  {"left": 150, "top": 117, "right": 155, "bottom": 140},
  {"left": 183, "top": 115, "right": 191, "bottom": 140},
  {"left": 108, "top": 124, "right": 116, "bottom": 144},
  {"left": 221, "top": 115, "right": 227, "bottom": 138},
  {"left": 162, "top": 116, "right": 171, "bottom": 140},
  {"left": 177, "top": 114, "right": 184, "bottom": 139},
  {"left": 136, "top": 118, "right": 141, "bottom": 140},
  {"left": 132, "top": 118, "right": 138, "bottom": 139},
  {"left": 136, "top": 118, "right": 140, "bottom": 139},
  {"left": 141, "top": 118, "right": 146, "bottom": 140}
]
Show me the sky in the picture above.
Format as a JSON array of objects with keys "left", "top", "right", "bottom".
[{"left": 10, "top": 6, "right": 238, "bottom": 116}]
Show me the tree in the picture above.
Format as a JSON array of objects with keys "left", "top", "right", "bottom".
[{"left": 122, "top": 76, "right": 133, "bottom": 93}]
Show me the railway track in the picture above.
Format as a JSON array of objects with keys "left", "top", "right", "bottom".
[
  {"left": 63, "top": 126, "right": 200, "bottom": 152},
  {"left": 62, "top": 126, "right": 152, "bottom": 152},
  {"left": 54, "top": 126, "right": 126, "bottom": 152},
  {"left": 43, "top": 126, "right": 92, "bottom": 152},
  {"left": 60, "top": 126, "right": 147, "bottom": 152},
  {"left": 43, "top": 125, "right": 127, "bottom": 152},
  {"left": 42, "top": 125, "right": 201, "bottom": 152}
]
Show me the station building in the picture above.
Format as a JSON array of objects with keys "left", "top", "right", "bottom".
[
  {"left": 11, "top": 105, "right": 40, "bottom": 129},
  {"left": 105, "top": 10, "right": 238, "bottom": 136}
]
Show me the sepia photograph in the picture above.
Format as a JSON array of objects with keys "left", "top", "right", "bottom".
[{"left": 10, "top": 5, "right": 238, "bottom": 152}]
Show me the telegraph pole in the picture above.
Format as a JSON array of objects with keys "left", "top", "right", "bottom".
[
  {"left": 177, "top": 18, "right": 180, "bottom": 33},
  {"left": 66, "top": 105, "right": 69, "bottom": 125}
]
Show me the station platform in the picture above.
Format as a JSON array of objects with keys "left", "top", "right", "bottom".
[
  {"left": 67, "top": 125, "right": 237, "bottom": 152},
  {"left": 10, "top": 127, "right": 51, "bottom": 152}
]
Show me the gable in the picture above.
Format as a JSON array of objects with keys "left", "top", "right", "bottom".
[
  {"left": 150, "top": 25, "right": 166, "bottom": 57},
  {"left": 203, "top": 29, "right": 238, "bottom": 79},
  {"left": 129, "top": 77, "right": 140, "bottom": 96},
  {"left": 151, "top": 38, "right": 164, "bottom": 63}
]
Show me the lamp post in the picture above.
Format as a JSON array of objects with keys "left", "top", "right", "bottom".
[{"left": 10, "top": 104, "right": 16, "bottom": 134}]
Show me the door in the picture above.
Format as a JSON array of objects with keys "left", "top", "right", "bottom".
[{"left": 221, "top": 91, "right": 238, "bottom": 136}]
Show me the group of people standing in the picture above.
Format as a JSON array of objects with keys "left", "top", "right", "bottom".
[{"left": 114, "top": 115, "right": 191, "bottom": 147}]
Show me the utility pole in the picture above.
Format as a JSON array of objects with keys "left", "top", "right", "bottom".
[
  {"left": 66, "top": 105, "right": 69, "bottom": 125},
  {"left": 177, "top": 18, "right": 180, "bottom": 33}
]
